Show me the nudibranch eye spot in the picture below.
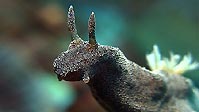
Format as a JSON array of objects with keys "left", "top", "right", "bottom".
[{"left": 68, "top": 38, "right": 84, "bottom": 50}]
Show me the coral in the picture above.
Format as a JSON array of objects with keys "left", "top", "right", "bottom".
[{"left": 146, "top": 45, "right": 199, "bottom": 75}]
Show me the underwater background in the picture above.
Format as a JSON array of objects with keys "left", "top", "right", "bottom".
[{"left": 0, "top": 0, "right": 198, "bottom": 112}]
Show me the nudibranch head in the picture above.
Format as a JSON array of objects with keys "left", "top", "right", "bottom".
[{"left": 53, "top": 6, "right": 117, "bottom": 82}]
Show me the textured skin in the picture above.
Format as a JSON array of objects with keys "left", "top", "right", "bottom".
[
  {"left": 53, "top": 41, "right": 198, "bottom": 112},
  {"left": 53, "top": 6, "right": 198, "bottom": 112}
]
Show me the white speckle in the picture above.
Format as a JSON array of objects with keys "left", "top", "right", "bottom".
[
  {"left": 82, "top": 72, "right": 90, "bottom": 84},
  {"left": 53, "top": 62, "right": 56, "bottom": 67},
  {"left": 83, "top": 76, "right": 90, "bottom": 84}
]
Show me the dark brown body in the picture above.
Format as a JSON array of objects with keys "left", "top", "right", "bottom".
[
  {"left": 53, "top": 6, "right": 199, "bottom": 112},
  {"left": 85, "top": 50, "right": 196, "bottom": 112}
]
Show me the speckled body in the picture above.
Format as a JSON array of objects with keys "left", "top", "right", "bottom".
[
  {"left": 54, "top": 42, "right": 197, "bottom": 112},
  {"left": 83, "top": 48, "right": 196, "bottom": 112},
  {"left": 53, "top": 6, "right": 199, "bottom": 112}
]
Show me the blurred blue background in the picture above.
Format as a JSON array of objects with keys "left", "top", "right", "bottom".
[{"left": 0, "top": 0, "right": 198, "bottom": 112}]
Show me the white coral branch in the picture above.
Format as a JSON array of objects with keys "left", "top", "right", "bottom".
[{"left": 146, "top": 45, "right": 199, "bottom": 75}]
